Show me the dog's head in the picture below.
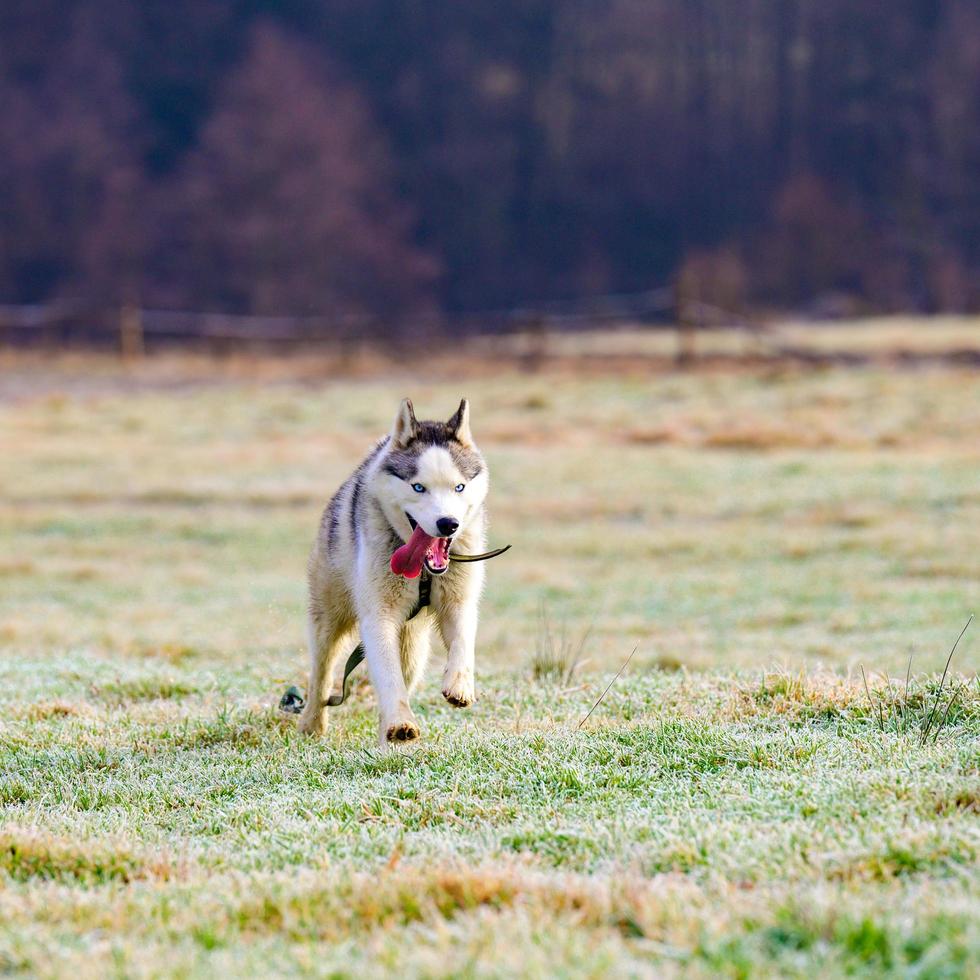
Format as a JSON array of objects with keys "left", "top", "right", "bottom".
[{"left": 380, "top": 398, "right": 488, "bottom": 575}]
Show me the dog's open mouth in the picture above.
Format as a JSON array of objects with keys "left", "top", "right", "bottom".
[{"left": 389, "top": 514, "right": 453, "bottom": 578}]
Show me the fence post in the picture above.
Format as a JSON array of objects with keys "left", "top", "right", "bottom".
[
  {"left": 673, "top": 281, "right": 697, "bottom": 367},
  {"left": 521, "top": 315, "right": 549, "bottom": 373},
  {"left": 119, "top": 304, "right": 144, "bottom": 361}
]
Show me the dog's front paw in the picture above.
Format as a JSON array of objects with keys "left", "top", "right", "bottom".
[
  {"left": 297, "top": 706, "right": 328, "bottom": 737},
  {"left": 382, "top": 709, "right": 421, "bottom": 745},
  {"left": 442, "top": 669, "right": 475, "bottom": 708}
]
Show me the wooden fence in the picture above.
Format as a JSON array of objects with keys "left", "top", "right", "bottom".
[{"left": 0, "top": 287, "right": 759, "bottom": 365}]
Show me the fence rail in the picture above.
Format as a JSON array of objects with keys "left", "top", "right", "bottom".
[{"left": 0, "top": 288, "right": 763, "bottom": 365}]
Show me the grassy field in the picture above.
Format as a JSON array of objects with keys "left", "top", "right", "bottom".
[{"left": 1, "top": 343, "right": 979, "bottom": 976}]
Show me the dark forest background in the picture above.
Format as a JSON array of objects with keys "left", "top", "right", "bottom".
[{"left": 2, "top": 0, "right": 979, "bottom": 325}]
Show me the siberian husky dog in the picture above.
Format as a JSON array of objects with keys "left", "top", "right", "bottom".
[{"left": 299, "top": 398, "right": 489, "bottom": 746}]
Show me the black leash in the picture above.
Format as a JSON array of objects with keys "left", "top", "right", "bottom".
[
  {"left": 447, "top": 544, "right": 511, "bottom": 563},
  {"left": 279, "top": 546, "right": 510, "bottom": 714}
]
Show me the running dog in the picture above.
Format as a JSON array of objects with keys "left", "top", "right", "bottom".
[{"left": 299, "top": 398, "right": 489, "bottom": 746}]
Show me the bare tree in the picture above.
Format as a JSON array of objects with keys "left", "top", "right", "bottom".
[
  {"left": 0, "top": 7, "right": 143, "bottom": 305},
  {"left": 150, "top": 24, "right": 439, "bottom": 322}
]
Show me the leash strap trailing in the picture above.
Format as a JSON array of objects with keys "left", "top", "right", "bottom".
[
  {"left": 447, "top": 544, "right": 511, "bottom": 563},
  {"left": 279, "top": 545, "right": 510, "bottom": 714},
  {"left": 323, "top": 648, "right": 364, "bottom": 707}
]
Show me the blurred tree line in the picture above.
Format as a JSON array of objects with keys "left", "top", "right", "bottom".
[{"left": 1, "top": 0, "right": 978, "bottom": 323}]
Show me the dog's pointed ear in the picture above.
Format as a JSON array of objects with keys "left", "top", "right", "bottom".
[
  {"left": 391, "top": 398, "right": 418, "bottom": 447},
  {"left": 447, "top": 398, "right": 473, "bottom": 446}
]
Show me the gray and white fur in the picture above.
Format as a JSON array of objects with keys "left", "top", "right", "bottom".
[{"left": 299, "top": 398, "right": 489, "bottom": 746}]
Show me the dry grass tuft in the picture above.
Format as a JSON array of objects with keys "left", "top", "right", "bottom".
[
  {"left": 530, "top": 606, "right": 591, "bottom": 685},
  {"left": 17, "top": 700, "right": 92, "bottom": 722},
  {"left": 729, "top": 670, "right": 864, "bottom": 723},
  {"left": 0, "top": 828, "right": 180, "bottom": 884},
  {"left": 701, "top": 422, "right": 845, "bottom": 451},
  {"left": 822, "top": 834, "right": 978, "bottom": 883},
  {"left": 933, "top": 790, "right": 980, "bottom": 815},
  {"left": 131, "top": 641, "right": 203, "bottom": 663},
  {"left": 92, "top": 676, "right": 200, "bottom": 703}
]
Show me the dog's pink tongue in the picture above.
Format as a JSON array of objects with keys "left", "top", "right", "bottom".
[{"left": 390, "top": 525, "right": 434, "bottom": 579}]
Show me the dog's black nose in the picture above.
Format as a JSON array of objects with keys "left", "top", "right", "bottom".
[{"left": 436, "top": 517, "right": 459, "bottom": 537}]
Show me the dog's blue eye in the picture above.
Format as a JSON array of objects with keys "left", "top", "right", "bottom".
[
  {"left": 455, "top": 483, "right": 465, "bottom": 493},
  {"left": 411, "top": 483, "right": 425, "bottom": 493}
]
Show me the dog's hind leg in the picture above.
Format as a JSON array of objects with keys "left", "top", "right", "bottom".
[
  {"left": 400, "top": 613, "right": 433, "bottom": 695},
  {"left": 298, "top": 609, "right": 354, "bottom": 737}
]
